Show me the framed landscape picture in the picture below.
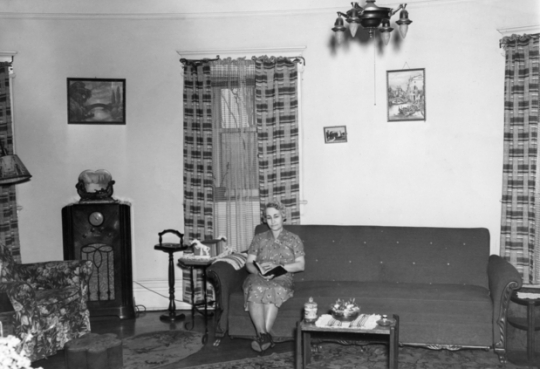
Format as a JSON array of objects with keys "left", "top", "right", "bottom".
[
  {"left": 67, "top": 78, "right": 126, "bottom": 124},
  {"left": 386, "top": 69, "right": 425, "bottom": 122},
  {"left": 324, "top": 126, "right": 347, "bottom": 144}
]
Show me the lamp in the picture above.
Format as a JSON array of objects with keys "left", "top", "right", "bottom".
[
  {"left": 332, "top": 1, "right": 412, "bottom": 44},
  {"left": 0, "top": 140, "right": 32, "bottom": 185}
]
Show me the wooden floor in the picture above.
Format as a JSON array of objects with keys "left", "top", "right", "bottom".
[{"left": 33, "top": 309, "right": 295, "bottom": 369}]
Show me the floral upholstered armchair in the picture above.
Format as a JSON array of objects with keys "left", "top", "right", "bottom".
[{"left": 0, "top": 244, "right": 93, "bottom": 361}]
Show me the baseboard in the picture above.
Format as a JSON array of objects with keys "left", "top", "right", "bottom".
[{"left": 132, "top": 279, "right": 191, "bottom": 311}]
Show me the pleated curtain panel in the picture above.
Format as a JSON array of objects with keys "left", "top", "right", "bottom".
[
  {"left": 183, "top": 62, "right": 214, "bottom": 243},
  {"left": 254, "top": 56, "right": 301, "bottom": 224},
  {"left": 182, "top": 56, "right": 301, "bottom": 303},
  {"left": 0, "top": 62, "right": 22, "bottom": 262},
  {"left": 500, "top": 33, "right": 540, "bottom": 284}
]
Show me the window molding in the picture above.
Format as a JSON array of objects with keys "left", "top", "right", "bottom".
[
  {"left": 497, "top": 25, "right": 540, "bottom": 37},
  {"left": 0, "top": 51, "right": 17, "bottom": 63},
  {"left": 177, "top": 46, "right": 306, "bottom": 60}
]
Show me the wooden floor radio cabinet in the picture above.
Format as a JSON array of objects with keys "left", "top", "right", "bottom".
[{"left": 62, "top": 202, "right": 135, "bottom": 319}]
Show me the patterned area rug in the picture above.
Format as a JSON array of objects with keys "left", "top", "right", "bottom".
[
  {"left": 182, "top": 343, "right": 526, "bottom": 369},
  {"left": 123, "top": 330, "right": 204, "bottom": 369}
]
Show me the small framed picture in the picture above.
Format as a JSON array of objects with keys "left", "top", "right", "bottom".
[
  {"left": 324, "top": 126, "right": 347, "bottom": 144},
  {"left": 387, "top": 68, "right": 425, "bottom": 122},
  {"left": 67, "top": 78, "right": 126, "bottom": 124}
]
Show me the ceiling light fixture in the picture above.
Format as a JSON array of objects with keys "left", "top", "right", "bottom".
[{"left": 332, "top": 1, "right": 412, "bottom": 45}]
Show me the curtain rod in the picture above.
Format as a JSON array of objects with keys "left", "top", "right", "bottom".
[
  {"left": 180, "top": 55, "right": 305, "bottom": 66},
  {"left": 180, "top": 55, "right": 221, "bottom": 66}
]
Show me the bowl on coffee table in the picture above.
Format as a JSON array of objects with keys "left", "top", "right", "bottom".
[{"left": 330, "top": 298, "right": 360, "bottom": 322}]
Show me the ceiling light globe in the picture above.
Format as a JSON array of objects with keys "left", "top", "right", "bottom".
[
  {"left": 396, "top": 9, "right": 412, "bottom": 38},
  {"left": 349, "top": 22, "right": 360, "bottom": 37}
]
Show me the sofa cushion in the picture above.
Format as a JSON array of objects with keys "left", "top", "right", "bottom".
[{"left": 228, "top": 281, "right": 493, "bottom": 347}]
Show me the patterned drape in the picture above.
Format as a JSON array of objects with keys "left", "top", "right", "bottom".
[
  {"left": 0, "top": 62, "right": 21, "bottom": 262},
  {"left": 182, "top": 62, "right": 215, "bottom": 304},
  {"left": 253, "top": 56, "right": 301, "bottom": 223},
  {"left": 500, "top": 33, "right": 540, "bottom": 284},
  {"left": 183, "top": 62, "right": 215, "bottom": 241}
]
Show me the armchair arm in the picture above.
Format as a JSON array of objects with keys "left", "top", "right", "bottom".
[
  {"left": 17, "top": 260, "right": 93, "bottom": 294},
  {"left": 1, "top": 281, "right": 39, "bottom": 314},
  {"left": 487, "top": 255, "right": 522, "bottom": 357},
  {"left": 207, "top": 260, "right": 248, "bottom": 338}
]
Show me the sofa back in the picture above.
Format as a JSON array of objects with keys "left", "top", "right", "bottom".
[{"left": 254, "top": 224, "right": 490, "bottom": 288}]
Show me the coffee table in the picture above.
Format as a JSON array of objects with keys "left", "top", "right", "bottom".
[{"left": 295, "top": 314, "right": 399, "bottom": 369}]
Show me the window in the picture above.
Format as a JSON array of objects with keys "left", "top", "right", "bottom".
[{"left": 212, "top": 79, "right": 260, "bottom": 252}]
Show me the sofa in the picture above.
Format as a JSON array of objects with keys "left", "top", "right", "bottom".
[{"left": 207, "top": 224, "right": 523, "bottom": 362}]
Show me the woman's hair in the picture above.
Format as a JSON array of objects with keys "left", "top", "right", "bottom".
[{"left": 262, "top": 200, "right": 287, "bottom": 221}]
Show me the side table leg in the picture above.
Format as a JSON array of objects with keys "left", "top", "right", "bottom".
[
  {"left": 389, "top": 315, "right": 400, "bottom": 369},
  {"left": 185, "top": 266, "right": 196, "bottom": 330},
  {"left": 296, "top": 322, "right": 302, "bottom": 369},
  {"left": 303, "top": 331, "right": 311, "bottom": 366},
  {"left": 527, "top": 301, "right": 535, "bottom": 363},
  {"left": 160, "top": 251, "right": 184, "bottom": 322},
  {"left": 202, "top": 267, "right": 208, "bottom": 344}
]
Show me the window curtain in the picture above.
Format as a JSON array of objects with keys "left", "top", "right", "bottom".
[
  {"left": 183, "top": 62, "right": 215, "bottom": 241},
  {"left": 182, "top": 62, "right": 215, "bottom": 304},
  {"left": 0, "top": 62, "right": 21, "bottom": 262},
  {"left": 211, "top": 58, "right": 259, "bottom": 252},
  {"left": 253, "top": 56, "right": 301, "bottom": 223},
  {"left": 500, "top": 33, "right": 540, "bottom": 284}
]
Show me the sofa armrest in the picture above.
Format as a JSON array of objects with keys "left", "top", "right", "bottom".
[
  {"left": 207, "top": 261, "right": 249, "bottom": 338},
  {"left": 487, "top": 254, "right": 522, "bottom": 358}
]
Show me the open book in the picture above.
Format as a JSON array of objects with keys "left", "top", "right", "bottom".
[{"left": 253, "top": 261, "right": 288, "bottom": 279}]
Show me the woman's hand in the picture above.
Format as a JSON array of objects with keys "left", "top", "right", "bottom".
[{"left": 258, "top": 261, "right": 278, "bottom": 273}]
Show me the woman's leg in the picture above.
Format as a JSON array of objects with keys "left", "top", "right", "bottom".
[
  {"left": 248, "top": 301, "right": 267, "bottom": 335},
  {"left": 263, "top": 303, "right": 279, "bottom": 334}
]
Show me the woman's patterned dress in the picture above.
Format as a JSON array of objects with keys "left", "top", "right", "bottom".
[{"left": 243, "top": 229, "right": 305, "bottom": 309}]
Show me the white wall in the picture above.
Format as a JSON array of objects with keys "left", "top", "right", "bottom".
[{"left": 0, "top": 0, "right": 538, "bottom": 310}]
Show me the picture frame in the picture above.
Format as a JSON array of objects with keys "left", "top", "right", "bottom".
[
  {"left": 324, "top": 126, "right": 347, "bottom": 144},
  {"left": 67, "top": 78, "right": 126, "bottom": 124},
  {"left": 386, "top": 68, "right": 425, "bottom": 122}
]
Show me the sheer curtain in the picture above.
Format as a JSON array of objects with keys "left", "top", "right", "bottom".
[
  {"left": 0, "top": 62, "right": 22, "bottom": 262},
  {"left": 500, "top": 33, "right": 540, "bottom": 284},
  {"left": 211, "top": 58, "right": 259, "bottom": 253}
]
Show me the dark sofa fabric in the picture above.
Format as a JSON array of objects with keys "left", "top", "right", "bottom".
[{"left": 207, "top": 224, "right": 522, "bottom": 361}]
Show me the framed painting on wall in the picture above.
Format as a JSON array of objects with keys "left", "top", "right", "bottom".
[
  {"left": 324, "top": 126, "right": 347, "bottom": 143},
  {"left": 67, "top": 78, "right": 126, "bottom": 124},
  {"left": 386, "top": 69, "right": 425, "bottom": 122}
]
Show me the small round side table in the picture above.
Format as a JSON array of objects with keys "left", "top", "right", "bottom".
[
  {"left": 508, "top": 289, "right": 540, "bottom": 366},
  {"left": 154, "top": 229, "right": 188, "bottom": 323}
]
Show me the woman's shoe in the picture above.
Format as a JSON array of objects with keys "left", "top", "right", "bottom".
[
  {"left": 260, "top": 333, "right": 275, "bottom": 351},
  {"left": 251, "top": 336, "right": 263, "bottom": 352}
]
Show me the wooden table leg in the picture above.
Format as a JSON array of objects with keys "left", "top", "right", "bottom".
[
  {"left": 527, "top": 301, "right": 535, "bottom": 363},
  {"left": 303, "top": 330, "right": 311, "bottom": 366},
  {"left": 296, "top": 322, "right": 302, "bottom": 369},
  {"left": 159, "top": 250, "right": 184, "bottom": 322},
  {"left": 184, "top": 266, "right": 196, "bottom": 330},
  {"left": 202, "top": 267, "right": 208, "bottom": 344},
  {"left": 389, "top": 315, "right": 400, "bottom": 369}
]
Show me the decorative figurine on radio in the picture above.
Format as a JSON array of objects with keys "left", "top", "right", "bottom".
[{"left": 76, "top": 169, "right": 115, "bottom": 201}]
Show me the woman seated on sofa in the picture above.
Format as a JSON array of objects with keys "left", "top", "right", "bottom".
[{"left": 243, "top": 200, "right": 305, "bottom": 352}]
